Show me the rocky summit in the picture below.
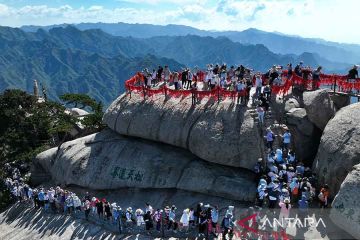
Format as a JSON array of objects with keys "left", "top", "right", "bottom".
[
  {"left": 313, "top": 102, "right": 360, "bottom": 194},
  {"left": 103, "top": 93, "right": 262, "bottom": 170},
  {"left": 32, "top": 129, "right": 257, "bottom": 202},
  {"left": 330, "top": 164, "right": 360, "bottom": 240}
]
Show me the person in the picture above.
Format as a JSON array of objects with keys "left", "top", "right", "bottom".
[
  {"left": 287, "top": 150, "right": 296, "bottom": 165},
  {"left": 282, "top": 129, "right": 291, "bottom": 150},
  {"left": 65, "top": 193, "right": 74, "bottom": 214},
  {"left": 348, "top": 65, "right": 359, "bottom": 83},
  {"left": 263, "top": 84, "right": 271, "bottom": 101},
  {"left": 73, "top": 194, "right": 82, "bottom": 213},
  {"left": 181, "top": 69, "right": 188, "bottom": 89},
  {"left": 268, "top": 182, "right": 280, "bottom": 209},
  {"left": 173, "top": 72, "right": 179, "bottom": 90},
  {"left": 194, "top": 203, "right": 203, "bottom": 225},
  {"left": 96, "top": 199, "right": 104, "bottom": 219},
  {"left": 104, "top": 201, "right": 112, "bottom": 221},
  {"left": 210, "top": 74, "right": 216, "bottom": 90},
  {"left": 312, "top": 66, "right": 322, "bottom": 90},
  {"left": 257, "top": 105, "right": 265, "bottom": 125},
  {"left": 153, "top": 209, "right": 162, "bottom": 232},
  {"left": 189, "top": 208, "right": 195, "bottom": 227},
  {"left": 38, "top": 188, "right": 45, "bottom": 208},
  {"left": 258, "top": 93, "right": 269, "bottom": 111},
  {"left": 279, "top": 198, "right": 291, "bottom": 226},
  {"left": 91, "top": 197, "right": 97, "bottom": 215},
  {"left": 143, "top": 210, "right": 153, "bottom": 232},
  {"left": 205, "top": 65, "right": 213, "bottom": 90},
  {"left": 289, "top": 178, "right": 300, "bottom": 203},
  {"left": 163, "top": 66, "right": 171, "bottom": 83},
  {"left": 125, "top": 207, "right": 135, "bottom": 229},
  {"left": 84, "top": 200, "right": 91, "bottom": 220},
  {"left": 145, "top": 203, "right": 153, "bottom": 214},
  {"left": 269, "top": 66, "right": 279, "bottom": 85},
  {"left": 112, "top": 203, "right": 120, "bottom": 224},
  {"left": 211, "top": 206, "right": 219, "bottom": 235},
  {"left": 198, "top": 209, "right": 207, "bottom": 236},
  {"left": 151, "top": 69, "right": 157, "bottom": 87},
  {"left": 136, "top": 208, "right": 144, "bottom": 226},
  {"left": 191, "top": 81, "right": 197, "bottom": 105},
  {"left": 221, "top": 213, "right": 234, "bottom": 240},
  {"left": 318, "top": 184, "right": 330, "bottom": 208},
  {"left": 255, "top": 73, "right": 262, "bottom": 98},
  {"left": 287, "top": 63, "right": 293, "bottom": 79},
  {"left": 180, "top": 209, "right": 190, "bottom": 232},
  {"left": 44, "top": 192, "right": 49, "bottom": 212},
  {"left": 186, "top": 69, "right": 193, "bottom": 89},
  {"left": 265, "top": 128, "right": 275, "bottom": 150},
  {"left": 294, "top": 62, "right": 303, "bottom": 77},
  {"left": 156, "top": 66, "right": 163, "bottom": 84},
  {"left": 298, "top": 195, "right": 309, "bottom": 220},
  {"left": 168, "top": 205, "right": 178, "bottom": 232},
  {"left": 236, "top": 80, "right": 246, "bottom": 104}
]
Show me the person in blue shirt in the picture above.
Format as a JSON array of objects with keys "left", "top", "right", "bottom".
[
  {"left": 282, "top": 129, "right": 291, "bottom": 150},
  {"left": 38, "top": 189, "right": 45, "bottom": 207}
]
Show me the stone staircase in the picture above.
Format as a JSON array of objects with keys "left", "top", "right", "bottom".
[{"left": 247, "top": 99, "right": 288, "bottom": 167}]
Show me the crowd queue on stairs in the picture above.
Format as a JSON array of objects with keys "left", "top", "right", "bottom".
[{"left": 3, "top": 62, "right": 357, "bottom": 239}]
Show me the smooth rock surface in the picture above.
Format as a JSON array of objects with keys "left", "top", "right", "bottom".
[
  {"left": 32, "top": 129, "right": 256, "bottom": 202},
  {"left": 313, "top": 102, "right": 360, "bottom": 194},
  {"left": 286, "top": 108, "right": 321, "bottom": 164},
  {"left": 285, "top": 98, "right": 300, "bottom": 113},
  {"left": 103, "top": 93, "right": 262, "bottom": 169},
  {"left": 329, "top": 93, "right": 350, "bottom": 111},
  {"left": 303, "top": 89, "right": 335, "bottom": 130},
  {"left": 330, "top": 164, "right": 360, "bottom": 240}
]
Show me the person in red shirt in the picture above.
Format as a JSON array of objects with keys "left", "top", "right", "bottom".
[{"left": 318, "top": 184, "right": 330, "bottom": 208}]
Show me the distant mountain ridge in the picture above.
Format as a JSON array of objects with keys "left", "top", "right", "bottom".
[
  {"left": 0, "top": 26, "right": 184, "bottom": 105},
  {"left": 21, "top": 22, "right": 360, "bottom": 66},
  {"left": 0, "top": 25, "right": 350, "bottom": 105}
]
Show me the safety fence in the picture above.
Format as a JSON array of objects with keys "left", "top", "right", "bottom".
[{"left": 124, "top": 71, "right": 360, "bottom": 100}]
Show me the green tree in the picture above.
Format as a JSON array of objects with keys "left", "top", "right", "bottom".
[
  {"left": 60, "top": 93, "right": 105, "bottom": 132},
  {"left": 0, "top": 89, "right": 76, "bottom": 164}
]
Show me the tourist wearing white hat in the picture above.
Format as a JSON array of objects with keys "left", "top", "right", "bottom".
[
  {"left": 180, "top": 208, "right": 190, "bottom": 231},
  {"left": 279, "top": 198, "right": 291, "bottom": 224}
]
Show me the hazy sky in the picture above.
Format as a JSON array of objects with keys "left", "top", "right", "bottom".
[{"left": 0, "top": 0, "right": 358, "bottom": 44}]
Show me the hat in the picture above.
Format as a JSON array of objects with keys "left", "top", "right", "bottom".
[
  {"left": 228, "top": 206, "right": 234, "bottom": 211},
  {"left": 284, "top": 198, "right": 290, "bottom": 204},
  {"left": 258, "top": 158, "right": 263, "bottom": 162},
  {"left": 204, "top": 204, "right": 211, "bottom": 208},
  {"left": 127, "top": 207, "right": 132, "bottom": 212}
]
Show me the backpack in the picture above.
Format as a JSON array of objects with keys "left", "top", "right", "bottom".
[{"left": 292, "top": 187, "right": 299, "bottom": 195}]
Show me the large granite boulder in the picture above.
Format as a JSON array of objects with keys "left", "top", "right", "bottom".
[
  {"left": 313, "top": 102, "right": 360, "bottom": 194},
  {"left": 303, "top": 89, "right": 336, "bottom": 130},
  {"left": 330, "top": 164, "right": 360, "bottom": 239},
  {"left": 32, "top": 129, "right": 256, "bottom": 202},
  {"left": 329, "top": 93, "right": 350, "bottom": 111},
  {"left": 286, "top": 108, "right": 321, "bottom": 164},
  {"left": 285, "top": 98, "right": 300, "bottom": 113},
  {"left": 103, "top": 93, "right": 262, "bottom": 170}
]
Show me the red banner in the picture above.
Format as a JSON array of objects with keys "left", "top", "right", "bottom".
[{"left": 124, "top": 71, "right": 360, "bottom": 99}]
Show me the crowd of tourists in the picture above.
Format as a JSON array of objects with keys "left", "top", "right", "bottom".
[
  {"left": 140, "top": 63, "right": 359, "bottom": 99},
  {"left": 3, "top": 134, "right": 331, "bottom": 240},
  {"left": 4, "top": 62, "right": 355, "bottom": 239}
]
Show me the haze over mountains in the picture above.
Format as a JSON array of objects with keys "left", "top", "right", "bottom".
[
  {"left": 0, "top": 22, "right": 357, "bottom": 105},
  {"left": 22, "top": 22, "right": 360, "bottom": 66}
]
